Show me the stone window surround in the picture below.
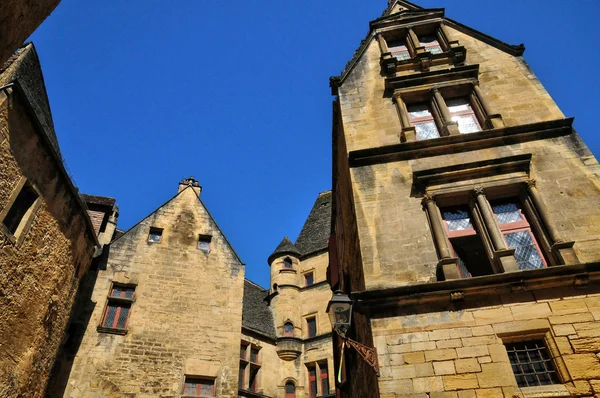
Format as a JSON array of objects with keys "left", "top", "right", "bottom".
[
  {"left": 376, "top": 21, "right": 466, "bottom": 72},
  {"left": 423, "top": 179, "right": 579, "bottom": 282},
  {"left": 393, "top": 81, "right": 504, "bottom": 143},
  {"left": 499, "top": 329, "right": 571, "bottom": 397},
  {"left": 0, "top": 176, "right": 43, "bottom": 246},
  {"left": 305, "top": 360, "right": 330, "bottom": 398},
  {"left": 96, "top": 282, "right": 137, "bottom": 336},
  {"left": 239, "top": 341, "right": 262, "bottom": 394}
]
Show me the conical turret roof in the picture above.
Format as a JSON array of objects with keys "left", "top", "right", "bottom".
[{"left": 268, "top": 236, "right": 300, "bottom": 264}]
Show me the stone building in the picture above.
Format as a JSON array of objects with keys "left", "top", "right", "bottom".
[
  {"left": 0, "top": 43, "right": 99, "bottom": 397},
  {"left": 0, "top": 0, "right": 62, "bottom": 65},
  {"left": 55, "top": 180, "right": 334, "bottom": 398},
  {"left": 329, "top": 1, "right": 600, "bottom": 397}
]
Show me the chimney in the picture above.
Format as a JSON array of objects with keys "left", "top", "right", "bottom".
[{"left": 178, "top": 176, "right": 202, "bottom": 196}]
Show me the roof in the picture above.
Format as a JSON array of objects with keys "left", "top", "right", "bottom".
[
  {"left": 268, "top": 236, "right": 301, "bottom": 264},
  {"left": 80, "top": 193, "right": 116, "bottom": 207},
  {"left": 0, "top": 43, "right": 61, "bottom": 158},
  {"left": 242, "top": 279, "right": 276, "bottom": 339},
  {"left": 294, "top": 191, "right": 332, "bottom": 256},
  {"left": 112, "top": 228, "right": 125, "bottom": 242}
]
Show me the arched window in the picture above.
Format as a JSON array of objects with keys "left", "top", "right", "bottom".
[
  {"left": 284, "top": 381, "right": 296, "bottom": 398},
  {"left": 283, "top": 257, "right": 293, "bottom": 269},
  {"left": 284, "top": 322, "right": 294, "bottom": 337}
]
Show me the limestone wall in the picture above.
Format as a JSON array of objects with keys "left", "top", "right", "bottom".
[
  {"left": 373, "top": 286, "right": 600, "bottom": 397},
  {"left": 62, "top": 187, "right": 245, "bottom": 397},
  {"left": 0, "top": 89, "right": 95, "bottom": 397}
]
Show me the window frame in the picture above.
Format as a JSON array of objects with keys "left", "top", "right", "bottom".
[
  {"left": 197, "top": 234, "right": 212, "bottom": 254},
  {"left": 304, "top": 271, "right": 315, "bottom": 287},
  {"left": 239, "top": 342, "right": 261, "bottom": 393},
  {"left": 283, "top": 257, "right": 293, "bottom": 269},
  {"left": 182, "top": 376, "right": 215, "bottom": 397},
  {"left": 283, "top": 321, "right": 295, "bottom": 337},
  {"left": 148, "top": 227, "right": 163, "bottom": 243},
  {"left": 0, "top": 177, "right": 42, "bottom": 245},
  {"left": 306, "top": 316, "right": 317, "bottom": 338},
  {"left": 319, "top": 362, "right": 329, "bottom": 396},
  {"left": 284, "top": 380, "right": 296, "bottom": 398},
  {"left": 307, "top": 364, "right": 318, "bottom": 398},
  {"left": 98, "top": 283, "right": 136, "bottom": 334}
]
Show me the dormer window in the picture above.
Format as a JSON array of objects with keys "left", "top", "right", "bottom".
[
  {"left": 419, "top": 35, "right": 442, "bottom": 54},
  {"left": 378, "top": 23, "right": 465, "bottom": 72}
]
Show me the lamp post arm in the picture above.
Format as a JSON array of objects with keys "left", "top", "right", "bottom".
[{"left": 336, "top": 330, "right": 380, "bottom": 377}]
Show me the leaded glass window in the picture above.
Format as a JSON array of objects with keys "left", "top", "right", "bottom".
[
  {"left": 388, "top": 39, "right": 410, "bottom": 61},
  {"left": 420, "top": 35, "right": 443, "bottom": 54},
  {"left": 183, "top": 377, "right": 214, "bottom": 397},
  {"left": 407, "top": 103, "right": 440, "bottom": 140},
  {"left": 284, "top": 322, "right": 294, "bottom": 336},
  {"left": 442, "top": 208, "right": 473, "bottom": 231},
  {"left": 446, "top": 98, "right": 481, "bottom": 134},
  {"left": 505, "top": 231, "right": 544, "bottom": 270}
]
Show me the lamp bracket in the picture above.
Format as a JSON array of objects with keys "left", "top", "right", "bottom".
[{"left": 340, "top": 333, "right": 380, "bottom": 377}]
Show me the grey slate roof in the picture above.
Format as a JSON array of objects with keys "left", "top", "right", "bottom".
[
  {"left": 242, "top": 279, "right": 276, "bottom": 339},
  {"left": 268, "top": 236, "right": 301, "bottom": 264},
  {"left": 0, "top": 43, "right": 61, "bottom": 158},
  {"left": 294, "top": 191, "right": 332, "bottom": 256}
]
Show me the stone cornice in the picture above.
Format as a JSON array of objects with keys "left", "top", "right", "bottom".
[
  {"left": 349, "top": 118, "right": 574, "bottom": 167},
  {"left": 352, "top": 262, "right": 600, "bottom": 313}
]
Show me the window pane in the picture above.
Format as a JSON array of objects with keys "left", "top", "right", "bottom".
[
  {"left": 420, "top": 36, "right": 442, "bottom": 54},
  {"left": 199, "top": 382, "right": 213, "bottom": 396},
  {"left": 504, "top": 231, "right": 544, "bottom": 270},
  {"left": 285, "top": 382, "right": 295, "bottom": 393},
  {"left": 321, "top": 377, "right": 329, "bottom": 395},
  {"left": 452, "top": 115, "right": 481, "bottom": 134},
  {"left": 198, "top": 240, "right": 210, "bottom": 252},
  {"left": 446, "top": 98, "right": 471, "bottom": 112},
  {"left": 305, "top": 273, "right": 314, "bottom": 286},
  {"left": 505, "top": 340, "right": 558, "bottom": 387},
  {"left": 184, "top": 381, "right": 198, "bottom": 395},
  {"left": 415, "top": 122, "right": 440, "bottom": 140},
  {"left": 250, "top": 348, "right": 259, "bottom": 362},
  {"left": 115, "top": 305, "right": 130, "bottom": 329},
  {"left": 442, "top": 208, "right": 473, "bottom": 231},
  {"left": 110, "top": 286, "right": 135, "bottom": 299},
  {"left": 103, "top": 305, "right": 118, "bottom": 328},
  {"left": 284, "top": 322, "right": 294, "bottom": 335},
  {"left": 388, "top": 40, "right": 410, "bottom": 61},
  {"left": 307, "top": 318, "right": 317, "bottom": 337},
  {"left": 148, "top": 228, "right": 162, "bottom": 243},
  {"left": 407, "top": 103, "right": 432, "bottom": 118},
  {"left": 240, "top": 345, "right": 247, "bottom": 360},
  {"left": 493, "top": 202, "right": 523, "bottom": 224},
  {"left": 284, "top": 258, "right": 292, "bottom": 268},
  {"left": 238, "top": 364, "right": 245, "bottom": 388}
]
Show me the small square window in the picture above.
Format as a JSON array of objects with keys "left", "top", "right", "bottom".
[
  {"left": 505, "top": 340, "right": 559, "bottom": 387},
  {"left": 183, "top": 377, "right": 214, "bottom": 397},
  {"left": 307, "top": 317, "right": 317, "bottom": 338},
  {"left": 198, "top": 235, "right": 211, "bottom": 253},
  {"left": 100, "top": 284, "right": 136, "bottom": 331},
  {"left": 148, "top": 227, "right": 163, "bottom": 243},
  {"left": 305, "top": 272, "right": 314, "bottom": 286}
]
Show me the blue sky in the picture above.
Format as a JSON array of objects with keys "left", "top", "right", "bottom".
[{"left": 29, "top": 0, "right": 600, "bottom": 288}]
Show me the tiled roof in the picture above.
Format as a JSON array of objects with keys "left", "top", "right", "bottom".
[
  {"left": 268, "top": 236, "right": 301, "bottom": 264},
  {"left": 294, "top": 191, "right": 332, "bottom": 256},
  {"left": 242, "top": 279, "right": 275, "bottom": 339},
  {"left": 80, "top": 193, "right": 116, "bottom": 207},
  {"left": 0, "top": 43, "right": 61, "bottom": 158}
]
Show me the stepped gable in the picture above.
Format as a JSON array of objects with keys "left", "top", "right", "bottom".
[
  {"left": 294, "top": 191, "right": 332, "bottom": 256},
  {"left": 242, "top": 279, "right": 276, "bottom": 339}
]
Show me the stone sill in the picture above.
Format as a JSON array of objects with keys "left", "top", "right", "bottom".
[
  {"left": 97, "top": 326, "right": 128, "bottom": 335},
  {"left": 348, "top": 118, "right": 573, "bottom": 166},
  {"left": 520, "top": 384, "right": 570, "bottom": 397},
  {"left": 353, "top": 261, "right": 600, "bottom": 311}
]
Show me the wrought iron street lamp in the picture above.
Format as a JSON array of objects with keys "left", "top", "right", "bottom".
[{"left": 326, "top": 291, "right": 379, "bottom": 377}]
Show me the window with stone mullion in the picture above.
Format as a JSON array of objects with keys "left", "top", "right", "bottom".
[{"left": 407, "top": 102, "right": 440, "bottom": 141}]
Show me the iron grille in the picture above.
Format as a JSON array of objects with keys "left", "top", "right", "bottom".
[{"left": 506, "top": 340, "right": 559, "bottom": 387}]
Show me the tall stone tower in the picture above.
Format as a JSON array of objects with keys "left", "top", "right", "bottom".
[
  {"left": 329, "top": 1, "right": 600, "bottom": 397},
  {"left": 268, "top": 191, "right": 335, "bottom": 398}
]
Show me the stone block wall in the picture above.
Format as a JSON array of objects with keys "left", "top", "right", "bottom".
[
  {"left": 61, "top": 187, "right": 245, "bottom": 397},
  {"left": 372, "top": 285, "right": 600, "bottom": 397},
  {"left": 0, "top": 88, "right": 95, "bottom": 397}
]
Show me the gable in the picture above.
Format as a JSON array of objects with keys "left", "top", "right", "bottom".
[{"left": 111, "top": 186, "right": 243, "bottom": 266}]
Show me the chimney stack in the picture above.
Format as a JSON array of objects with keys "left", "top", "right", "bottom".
[{"left": 178, "top": 176, "right": 202, "bottom": 196}]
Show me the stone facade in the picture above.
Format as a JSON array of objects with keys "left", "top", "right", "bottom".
[
  {"left": 0, "top": 0, "right": 61, "bottom": 65},
  {"left": 52, "top": 184, "right": 334, "bottom": 398},
  {"left": 0, "top": 44, "right": 97, "bottom": 397},
  {"left": 330, "top": 1, "right": 600, "bottom": 397}
]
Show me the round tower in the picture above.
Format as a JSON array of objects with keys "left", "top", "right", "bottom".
[{"left": 268, "top": 236, "right": 303, "bottom": 360}]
